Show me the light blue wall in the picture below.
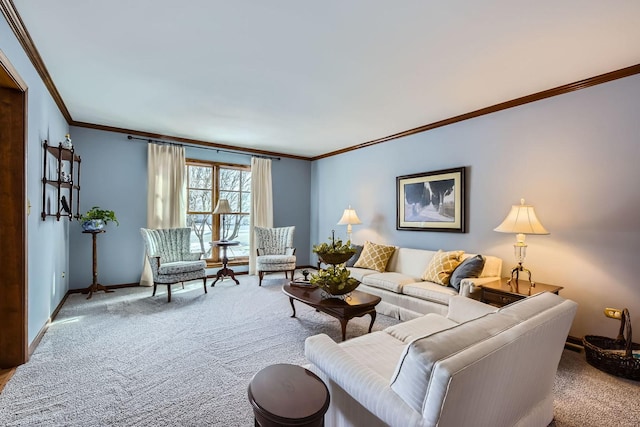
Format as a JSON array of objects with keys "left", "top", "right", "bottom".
[
  {"left": 311, "top": 74, "right": 640, "bottom": 338},
  {"left": 68, "top": 127, "right": 312, "bottom": 288},
  {"left": 1, "top": 15, "right": 70, "bottom": 343},
  {"left": 68, "top": 128, "right": 147, "bottom": 289}
]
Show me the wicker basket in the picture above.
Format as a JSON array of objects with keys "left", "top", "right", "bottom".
[
  {"left": 317, "top": 251, "right": 355, "bottom": 265},
  {"left": 583, "top": 308, "right": 640, "bottom": 381},
  {"left": 315, "top": 277, "right": 360, "bottom": 296}
]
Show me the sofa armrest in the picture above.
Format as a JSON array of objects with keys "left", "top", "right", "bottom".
[
  {"left": 304, "top": 334, "right": 422, "bottom": 426},
  {"left": 459, "top": 276, "right": 501, "bottom": 297}
]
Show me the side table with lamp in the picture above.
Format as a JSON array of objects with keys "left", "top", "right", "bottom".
[
  {"left": 210, "top": 198, "right": 240, "bottom": 285},
  {"left": 493, "top": 198, "right": 550, "bottom": 289}
]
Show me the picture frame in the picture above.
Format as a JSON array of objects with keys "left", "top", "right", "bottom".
[{"left": 396, "top": 167, "right": 466, "bottom": 232}]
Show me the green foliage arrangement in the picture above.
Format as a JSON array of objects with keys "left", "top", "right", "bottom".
[
  {"left": 312, "top": 231, "right": 355, "bottom": 264},
  {"left": 310, "top": 265, "right": 360, "bottom": 295},
  {"left": 80, "top": 206, "right": 119, "bottom": 226}
]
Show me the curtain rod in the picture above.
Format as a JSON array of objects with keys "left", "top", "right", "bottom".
[{"left": 126, "top": 135, "right": 280, "bottom": 160}]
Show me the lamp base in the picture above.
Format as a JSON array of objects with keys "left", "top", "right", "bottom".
[{"left": 507, "top": 263, "right": 535, "bottom": 293}]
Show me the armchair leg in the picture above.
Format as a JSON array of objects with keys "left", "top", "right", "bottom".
[
  {"left": 259, "top": 271, "right": 264, "bottom": 286},
  {"left": 167, "top": 285, "right": 172, "bottom": 303},
  {"left": 203, "top": 277, "right": 208, "bottom": 294},
  {"left": 152, "top": 283, "right": 157, "bottom": 296}
]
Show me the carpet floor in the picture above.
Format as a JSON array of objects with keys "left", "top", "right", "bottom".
[{"left": 0, "top": 274, "right": 638, "bottom": 426}]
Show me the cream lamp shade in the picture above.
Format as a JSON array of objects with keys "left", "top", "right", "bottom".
[
  {"left": 337, "top": 205, "right": 361, "bottom": 242},
  {"left": 494, "top": 199, "right": 549, "bottom": 285},
  {"left": 213, "top": 199, "right": 232, "bottom": 215},
  {"left": 213, "top": 199, "right": 233, "bottom": 241}
]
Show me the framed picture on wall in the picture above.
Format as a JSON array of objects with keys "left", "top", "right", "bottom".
[{"left": 396, "top": 167, "right": 466, "bottom": 232}]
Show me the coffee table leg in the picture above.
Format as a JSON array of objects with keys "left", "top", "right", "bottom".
[
  {"left": 339, "top": 319, "right": 348, "bottom": 341},
  {"left": 289, "top": 297, "right": 296, "bottom": 318},
  {"left": 368, "top": 310, "right": 377, "bottom": 333}
]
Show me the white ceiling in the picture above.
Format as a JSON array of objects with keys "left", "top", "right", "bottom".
[{"left": 12, "top": 1, "right": 640, "bottom": 158}]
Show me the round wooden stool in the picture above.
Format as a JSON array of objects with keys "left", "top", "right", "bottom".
[{"left": 248, "top": 363, "right": 330, "bottom": 427}]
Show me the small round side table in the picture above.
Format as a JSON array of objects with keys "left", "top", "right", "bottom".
[{"left": 248, "top": 363, "right": 330, "bottom": 427}]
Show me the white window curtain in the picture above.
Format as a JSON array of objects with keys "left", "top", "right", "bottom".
[
  {"left": 140, "top": 143, "right": 187, "bottom": 286},
  {"left": 249, "top": 157, "right": 273, "bottom": 275}
]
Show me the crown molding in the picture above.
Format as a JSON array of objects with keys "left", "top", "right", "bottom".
[
  {"left": 313, "top": 63, "right": 640, "bottom": 160},
  {"left": 71, "top": 121, "right": 311, "bottom": 161}
]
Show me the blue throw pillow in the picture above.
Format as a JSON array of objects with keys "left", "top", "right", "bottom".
[
  {"left": 449, "top": 254, "right": 485, "bottom": 291},
  {"left": 345, "top": 244, "right": 364, "bottom": 267}
]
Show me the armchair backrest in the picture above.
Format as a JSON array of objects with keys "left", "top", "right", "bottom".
[
  {"left": 254, "top": 226, "right": 295, "bottom": 255},
  {"left": 140, "top": 227, "right": 194, "bottom": 263}
]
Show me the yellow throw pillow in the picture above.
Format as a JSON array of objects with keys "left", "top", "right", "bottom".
[
  {"left": 422, "top": 250, "right": 465, "bottom": 285},
  {"left": 354, "top": 241, "right": 396, "bottom": 272}
]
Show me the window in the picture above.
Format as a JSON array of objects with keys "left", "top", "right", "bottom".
[{"left": 186, "top": 160, "right": 251, "bottom": 264}]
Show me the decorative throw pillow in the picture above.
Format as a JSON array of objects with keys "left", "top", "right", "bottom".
[
  {"left": 354, "top": 241, "right": 396, "bottom": 272},
  {"left": 449, "top": 254, "right": 486, "bottom": 291},
  {"left": 345, "top": 244, "right": 364, "bottom": 267},
  {"left": 421, "top": 250, "right": 465, "bottom": 285}
]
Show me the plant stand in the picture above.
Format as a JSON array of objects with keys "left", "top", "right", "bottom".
[{"left": 81, "top": 230, "right": 114, "bottom": 299}]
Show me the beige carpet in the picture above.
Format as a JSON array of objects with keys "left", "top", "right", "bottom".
[{"left": 0, "top": 274, "right": 637, "bottom": 426}]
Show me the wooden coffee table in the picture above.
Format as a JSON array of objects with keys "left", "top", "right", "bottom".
[{"left": 282, "top": 283, "right": 381, "bottom": 341}]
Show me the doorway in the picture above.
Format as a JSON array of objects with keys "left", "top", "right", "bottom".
[{"left": 0, "top": 49, "right": 28, "bottom": 368}]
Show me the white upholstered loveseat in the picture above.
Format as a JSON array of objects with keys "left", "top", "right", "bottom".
[
  {"left": 305, "top": 292, "right": 578, "bottom": 427},
  {"left": 347, "top": 247, "right": 502, "bottom": 320}
]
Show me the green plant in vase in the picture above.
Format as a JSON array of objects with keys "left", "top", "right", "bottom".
[{"left": 80, "top": 206, "right": 119, "bottom": 231}]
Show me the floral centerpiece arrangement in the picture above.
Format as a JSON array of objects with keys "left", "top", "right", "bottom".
[{"left": 311, "top": 230, "right": 359, "bottom": 295}]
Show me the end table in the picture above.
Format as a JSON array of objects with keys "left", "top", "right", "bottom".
[
  {"left": 248, "top": 363, "right": 330, "bottom": 426},
  {"left": 210, "top": 240, "right": 240, "bottom": 286},
  {"left": 479, "top": 277, "right": 563, "bottom": 307}
]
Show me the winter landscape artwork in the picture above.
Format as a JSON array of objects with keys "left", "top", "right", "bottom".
[{"left": 396, "top": 167, "right": 466, "bottom": 232}]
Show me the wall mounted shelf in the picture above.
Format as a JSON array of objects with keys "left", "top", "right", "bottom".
[{"left": 41, "top": 140, "right": 81, "bottom": 221}]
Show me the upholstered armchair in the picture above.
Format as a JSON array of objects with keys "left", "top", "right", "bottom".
[
  {"left": 140, "top": 227, "right": 208, "bottom": 302},
  {"left": 255, "top": 226, "right": 296, "bottom": 286}
]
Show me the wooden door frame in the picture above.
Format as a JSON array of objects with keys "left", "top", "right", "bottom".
[{"left": 0, "top": 48, "right": 28, "bottom": 368}]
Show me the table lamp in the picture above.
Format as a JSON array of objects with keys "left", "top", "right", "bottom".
[
  {"left": 494, "top": 199, "right": 549, "bottom": 286},
  {"left": 213, "top": 199, "right": 232, "bottom": 241},
  {"left": 337, "top": 205, "right": 362, "bottom": 243}
]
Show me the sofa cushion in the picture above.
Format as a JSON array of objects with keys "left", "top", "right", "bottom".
[
  {"left": 346, "top": 267, "right": 377, "bottom": 282},
  {"left": 421, "top": 250, "right": 464, "bottom": 285},
  {"left": 478, "top": 254, "right": 502, "bottom": 278},
  {"left": 449, "top": 254, "right": 485, "bottom": 291},
  {"left": 158, "top": 260, "right": 206, "bottom": 275},
  {"left": 345, "top": 244, "right": 364, "bottom": 267},
  {"left": 387, "top": 248, "right": 437, "bottom": 279},
  {"left": 384, "top": 313, "right": 458, "bottom": 343},
  {"left": 402, "top": 281, "right": 458, "bottom": 305},
  {"left": 361, "top": 272, "right": 419, "bottom": 293},
  {"left": 354, "top": 241, "right": 396, "bottom": 272},
  {"left": 339, "top": 331, "right": 408, "bottom": 380}
]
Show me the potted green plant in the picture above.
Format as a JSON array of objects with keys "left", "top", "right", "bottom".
[{"left": 80, "top": 206, "right": 119, "bottom": 231}]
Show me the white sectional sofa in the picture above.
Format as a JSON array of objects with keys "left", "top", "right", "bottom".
[
  {"left": 305, "top": 292, "right": 578, "bottom": 427},
  {"left": 347, "top": 247, "right": 502, "bottom": 320}
]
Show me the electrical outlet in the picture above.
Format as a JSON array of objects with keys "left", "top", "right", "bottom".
[
  {"left": 61, "top": 271, "right": 66, "bottom": 278},
  {"left": 604, "top": 308, "right": 622, "bottom": 319}
]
